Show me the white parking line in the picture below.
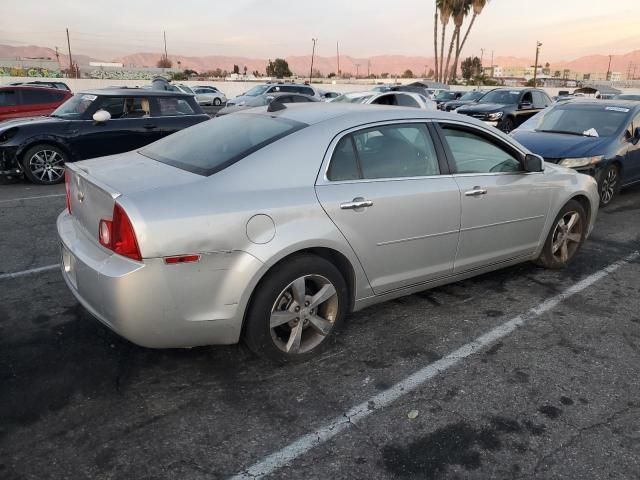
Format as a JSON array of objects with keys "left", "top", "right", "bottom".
[
  {"left": 0, "top": 193, "right": 65, "bottom": 204},
  {"left": 230, "top": 250, "right": 640, "bottom": 480},
  {"left": 0, "top": 264, "right": 60, "bottom": 280}
]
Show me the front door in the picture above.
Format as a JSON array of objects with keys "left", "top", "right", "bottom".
[
  {"left": 623, "top": 113, "right": 640, "bottom": 184},
  {"left": 436, "top": 122, "right": 551, "bottom": 272},
  {"left": 316, "top": 122, "right": 461, "bottom": 294},
  {"left": 70, "top": 96, "right": 161, "bottom": 160}
]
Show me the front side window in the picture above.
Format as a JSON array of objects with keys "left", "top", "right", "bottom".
[
  {"left": 441, "top": 125, "right": 522, "bottom": 174},
  {"left": 327, "top": 124, "right": 440, "bottom": 181},
  {"left": 140, "top": 113, "right": 307, "bottom": 176},
  {"left": 396, "top": 94, "right": 420, "bottom": 108},
  {"left": 372, "top": 94, "right": 398, "bottom": 106},
  {"left": 0, "top": 90, "right": 17, "bottom": 106},
  {"left": 532, "top": 91, "right": 548, "bottom": 109},
  {"left": 97, "top": 97, "right": 151, "bottom": 118},
  {"left": 156, "top": 97, "right": 195, "bottom": 116}
]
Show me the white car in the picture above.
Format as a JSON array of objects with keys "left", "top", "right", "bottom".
[
  {"left": 330, "top": 91, "right": 437, "bottom": 110},
  {"left": 192, "top": 87, "right": 227, "bottom": 106}
]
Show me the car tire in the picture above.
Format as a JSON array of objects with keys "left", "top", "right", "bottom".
[
  {"left": 214, "top": 98, "right": 222, "bottom": 106},
  {"left": 22, "top": 144, "right": 67, "bottom": 185},
  {"left": 243, "top": 254, "right": 349, "bottom": 364},
  {"left": 500, "top": 117, "right": 515, "bottom": 133},
  {"left": 535, "top": 199, "right": 587, "bottom": 269},
  {"left": 598, "top": 164, "right": 620, "bottom": 207}
]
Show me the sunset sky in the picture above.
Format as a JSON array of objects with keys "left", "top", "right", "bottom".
[{"left": 2, "top": 0, "right": 639, "bottom": 61}]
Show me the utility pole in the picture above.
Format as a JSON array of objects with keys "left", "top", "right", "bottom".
[
  {"left": 533, "top": 41, "right": 542, "bottom": 86},
  {"left": 480, "top": 48, "right": 485, "bottom": 68},
  {"left": 54, "top": 46, "right": 60, "bottom": 67},
  {"left": 336, "top": 41, "right": 340, "bottom": 76},
  {"left": 355, "top": 63, "right": 360, "bottom": 79},
  {"left": 606, "top": 54, "right": 612, "bottom": 81},
  {"left": 65, "top": 28, "right": 74, "bottom": 79},
  {"left": 367, "top": 59, "right": 370, "bottom": 78},
  {"left": 309, "top": 38, "right": 317, "bottom": 83},
  {"left": 163, "top": 31, "right": 168, "bottom": 61}
]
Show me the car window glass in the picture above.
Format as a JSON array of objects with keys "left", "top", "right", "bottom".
[
  {"left": 22, "top": 89, "right": 58, "bottom": 104},
  {"left": 156, "top": 97, "right": 195, "bottom": 116},
  {"left": 521, "top": 92, "right": 533, "bottom": 105},
  {"left": 0, "top": 90, "right": 17, "bottom": 106},
  {"left": 98, "top": 97, "right": 151, "bottom": 118},
  {"left": 532, "top": 91, "right": 547, "bottom": 109},
  {"left": 140, "top": 113, "right": 307, "bottom": 176},
  {"left": 327, "top": 136, "right": 360, "bottom": 181},
  {"left": 350, "top": 124, "right": 440, "bottom": 179},
  {"left": 396, "top": 94, "right": 420, "bottom": 108},
  {"left": 372, "top": 94, "right": 398, "bottom": 106},
  {"left": 441, "top": 126, "right": 522, "bottom": 174}
]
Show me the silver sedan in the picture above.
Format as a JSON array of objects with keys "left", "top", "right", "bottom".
[{"left": 58, "top": 104, "right": 599, "bottom": 362}]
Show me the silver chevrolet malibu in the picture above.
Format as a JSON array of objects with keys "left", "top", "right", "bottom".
[{"left": 58, "top": 103, "right": 599, "bottom": 362}]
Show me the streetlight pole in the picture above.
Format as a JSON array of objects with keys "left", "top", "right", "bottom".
[
  {"left": 309, "top": 38, "right": 317, "bottom": 83},
  {"left": 355, "top": 63, "right": 360, "bottom": 78},
  {"left": 533, "top": 41, "right": 543, "bottom": 86}
]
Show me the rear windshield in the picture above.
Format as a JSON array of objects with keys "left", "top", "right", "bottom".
[{"left": 140, "top": 113, "right": 307, "bottom": 176}]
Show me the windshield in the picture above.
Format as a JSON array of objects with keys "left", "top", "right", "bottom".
[
  {"left": 244, "top": 85, "right": 271, "bottom": 96},
  {"left": 479, "top": 90, "right": 520, "bottom": 105},
  {"left": 51, "top": 93, "right": 97, "bottom": 119},
  {"left": 460, "top": 91, "right": 485, "bottom": 101},
  {"left": 140, "top": 113, "right": 307, "bottom": 176},
  {"left": 615, "top": 95, "right": 640, "bottom": 101},
  {"left": 332, "top": 93, "right": 373, "bottom": 104},
  {"left": 436, "top": 91, "right": 458, "bottom": 101},
  {"left": 522, "top": 104, "right": 631, "bottom": 137}
]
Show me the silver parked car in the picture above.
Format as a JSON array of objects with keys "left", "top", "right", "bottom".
[
  {"left": 331, "top": 91, "right": 437, "bottom": 110},
  {"left": 192, "top": 87, "right": 227, "bottom": 106},
  {"left": 58, "top": 104, "right": 599, "bottom": 362}
]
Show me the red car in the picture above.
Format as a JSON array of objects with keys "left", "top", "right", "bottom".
[{"left": 0, "top": 85, "right": 72, "bottom": 121}]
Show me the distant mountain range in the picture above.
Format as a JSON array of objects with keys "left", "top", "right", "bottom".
[{"left": 3, "top": 44, "right": 640, "bottom": 77}]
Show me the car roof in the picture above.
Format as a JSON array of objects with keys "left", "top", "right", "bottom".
[
  {"left": 78, "top": 88, "right": 192, "bottom": 97},
  {"left": 0, "top": 85, "right": 66, "bottom": 92},
  {"left": 247, "top": 102, "right": 492, "bottom": 128}
]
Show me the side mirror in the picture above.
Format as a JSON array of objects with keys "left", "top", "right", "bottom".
[
  {"left": 92, "top": 109, "right": 111, "bottom": 123},
  {"left": 634, "top": 127, "right": 640, "bottom": 144},
  {"left": 520, "top": 101, "right": 533, "bottom": 110},
  {"left": 523, "top": 153, "right": 544, "bottom": 172}
]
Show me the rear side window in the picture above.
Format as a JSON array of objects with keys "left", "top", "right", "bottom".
[
  {"left": 157, "top": 97, "right": 195, "bottom": 116},
  {"left": 21, "top": 89, "right": 57, "bottom": 104},
  {"left": 327, "top": 124, "right": 440, "bottom": 181},
  {"left": 0, "top": 90, "right": 17, "bottom": 106},
  {"left": 140, "top": 113, "right": 307, "bottom": 176},
  {"left": 396, "top": 94, "right": 420, "bottom": 108}
]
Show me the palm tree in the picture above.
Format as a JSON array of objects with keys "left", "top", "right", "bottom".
[
  {"left": 433, "top": 0, "right": 439, "bottom": 82},
  {"left": 437, "top": 0, "right": 453, "bottom": 82},
  {"left": 443, "top": 0, "right": 468, "bottom": 82},
  {"left": 456, "top": 0, "right": 489, "bottom": 69},
  {"left": 449, "top": 0, "right": 472, "bottom": 82}
]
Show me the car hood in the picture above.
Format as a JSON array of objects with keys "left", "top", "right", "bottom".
[
  {"left": 511, "top": 130, "right": 610, "bottom": 159},
  {"left": 0, "top": 115, "right": 65, "bottom": 129},
  {"left": 444, "top": 100, "right": 475, "bottom": 108},
  {"left": 458, "top": 103, "right": 510, "bottom": 113},
  {"left": 216, "top": 104, "right": 251, "bottom": 116},
  {"left": 227, "top": 95, "right": 255, "bottom": 106}
]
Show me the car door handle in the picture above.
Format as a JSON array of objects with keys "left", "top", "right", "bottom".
[
  {"left": 340, "top": 198, "right": 374, "bottom": 210},
  {"left": 143, "top": 123, "right": 157, "bottom": 129},
  {"left": 464, "top": 187, "right": 487, "bottom": 197}
]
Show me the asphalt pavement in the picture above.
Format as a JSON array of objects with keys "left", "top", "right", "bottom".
[{"left": 1, "top": 175, "right": 639, "bottom": 480}]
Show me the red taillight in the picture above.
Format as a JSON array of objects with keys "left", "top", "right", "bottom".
[
  {"left": 64, "top": 169, "right": 72, "bottom": 214},
  {"left": 98, "top": 203, "right": 142, "bottom": 261}
]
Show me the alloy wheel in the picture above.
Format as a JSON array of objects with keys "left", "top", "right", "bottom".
[
  {"left": 600, "top": 167, "right": 618, "bottom": 205},
  {"left": 551, "top": 211, "right": 583, "bottom": 263},
  {"left": 29, "top": 149, "right": 65, "bottom": 183},
  {"left": 269, "top": 274, "right": 339, "bottom": 354}
]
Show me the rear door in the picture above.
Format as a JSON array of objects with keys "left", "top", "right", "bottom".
[
  {"left": 315, "top": 121, "right": 461, "bottom": 294},
  {"left": 19, "top": 88, "right": 67, "bottom": 116},
  {"left": 624, "top": 112, "right": 640, "bottom": 183},
  {"left": 436, "top": 122, "right": 551, "bottom": 272}
]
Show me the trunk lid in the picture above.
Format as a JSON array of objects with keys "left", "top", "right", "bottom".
[{"left": 66, "top": 151, "right": 201, "bottom": 241}]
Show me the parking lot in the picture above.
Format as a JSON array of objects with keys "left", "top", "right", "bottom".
[{"left": 1, "top": 173, "right": 640, "bottom": 479}]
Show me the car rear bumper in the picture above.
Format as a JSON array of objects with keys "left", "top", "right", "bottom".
[{"left": 57, "top": 211, "right": 263, "bottom": 348}]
